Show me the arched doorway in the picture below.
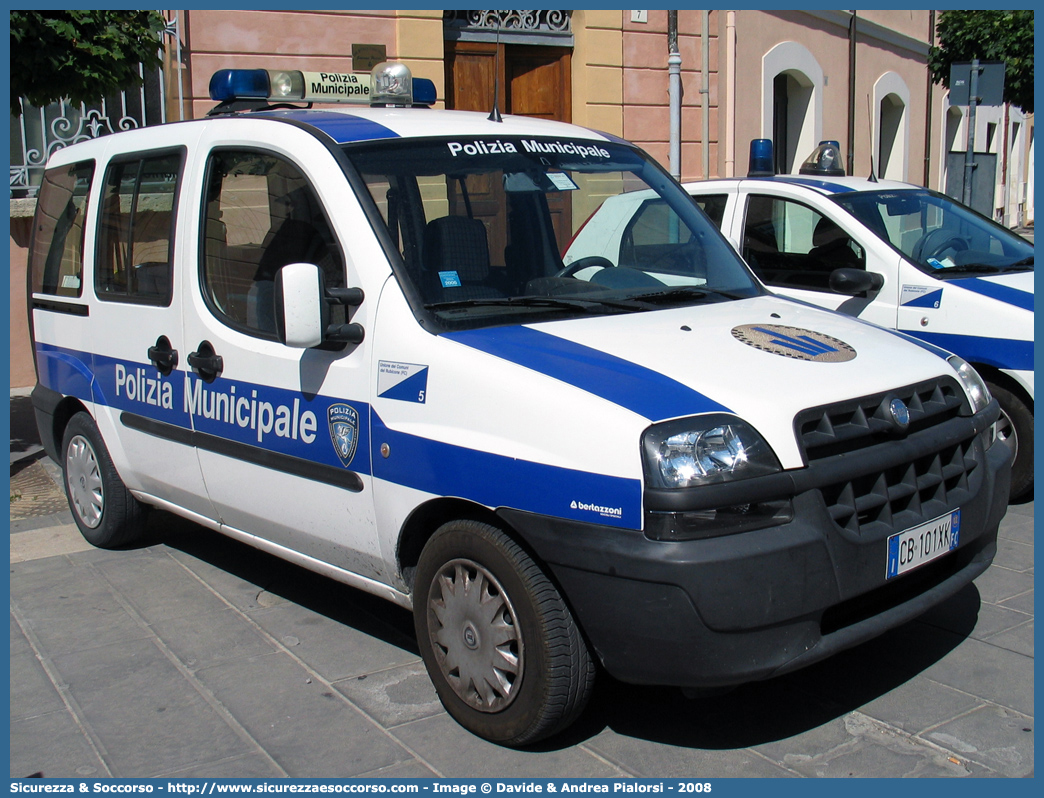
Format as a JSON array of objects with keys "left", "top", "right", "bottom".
[
  {"left": 873, "top": 72, "right": 910, "bottom": 182},
  {"left": 878, "top": 94, "right": 906, "bottom": 181},
  {"left": 762, "top": 42, "right": 823, "bottom": 175}
]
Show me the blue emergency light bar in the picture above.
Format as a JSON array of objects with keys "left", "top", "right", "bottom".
[
  {"left": 748, "top": 139, "right": 775, "bottom": 177},
  {"left": 748, "top": 138, "right": 849, "bottom": 178},
  {"left": 209, "top": 62, "right": 436, "bottom": 107}
]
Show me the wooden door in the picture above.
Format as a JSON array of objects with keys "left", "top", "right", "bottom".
[
  {"left": 444, "top": 42, "right": 573, "bottom": 260},
  {"left": 445, "top": 41, "right": 571, "bottom": 122}
]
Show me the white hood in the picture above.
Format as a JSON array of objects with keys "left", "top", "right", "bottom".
[{"left": 517, "top": 295, "right": 960, "bottom": 467}]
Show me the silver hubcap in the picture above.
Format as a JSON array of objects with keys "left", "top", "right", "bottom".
[
  {"left": 66, "top": 434, "right": 104, "bottom": 529},
  {"left": 427, "top": 558, "right": 523, "bottom": 713}
]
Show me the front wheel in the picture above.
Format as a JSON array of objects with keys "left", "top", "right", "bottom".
[
  {"left": 414, "top": 520, "right": 595, "bottom": 746},
  {"left": 988, "top": 382, "right": 1033, "bottom": 501},
  {"left": 62, "top": 412, "right": 148, "bottom": 548}
]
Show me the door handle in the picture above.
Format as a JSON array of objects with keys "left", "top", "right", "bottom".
[
  {"left": 187, "top": 340, "right": 223, "bottom": 382},
  {"left": 147, "top": 335, "right": 179, "bottom": 375}
]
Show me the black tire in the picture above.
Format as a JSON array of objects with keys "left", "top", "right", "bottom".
[
  {"left": 414, "top": 520, "right": 595, "bottom": 746},
  {"left": 988, "top": 382, "right": 1033, "bottom": 501},
  {"left": 61, "top": 412, "right": 148, "bottom": 548}
]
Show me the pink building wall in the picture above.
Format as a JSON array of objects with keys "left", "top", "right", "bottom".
[{"left": 621, "top": 11, "right": 719, "bottom": 182}]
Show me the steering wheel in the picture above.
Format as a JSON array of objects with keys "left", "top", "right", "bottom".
[
  {"left": 555, "top": 255, "right": 615, "bottom": 279},
  {"left": 913, "top": 229, "right": 970, "bottom": 263}
]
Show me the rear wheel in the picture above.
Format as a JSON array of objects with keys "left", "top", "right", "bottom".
[
  {"left": 988, "top": 382, "right": 1033, "bottom": 501},
  {"left": 414, "top": 520, "right": 595, "bottom": 746},
  {"left": 62, "top": 412, "right": 148, "bottom": 548}
]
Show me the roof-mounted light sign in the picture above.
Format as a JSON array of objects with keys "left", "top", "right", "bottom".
[
  {"left": 208, "top": 61, "right": 436, "bottom": 108},
  {"left": 799, "top": 140, "right": 846, "bottom": 177},
  {"left": 370, "top": 61, "right": 411, "bottom": 105}
]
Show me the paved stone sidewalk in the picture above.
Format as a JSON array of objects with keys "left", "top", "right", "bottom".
[
  {"left": 9, "top": 493, "right": 1033, "bottom": 779},
  {"left": 8, "top": 390, "right": 1034, "bottom": 778}
]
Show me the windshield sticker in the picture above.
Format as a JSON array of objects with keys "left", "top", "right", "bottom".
[
  {"left": 901, "top": 286, "right": 943, "bottom": 308},
  {"left": 328, "top": 403, "right": 360, "bottom": 467},
  {"left": 731, "top": 324, "right": 856, "bottom": 363},
  {"left": 447, "top": 140, "right": 518, "bottom": 157},
  {"left": 521, "top": 139, "right": 611, "bottom": 159},
  {"left": 378, "top": 361, "right": 429, "bottom": 404},
  {"left": 546, "top": 172, "right": 578, "bottom": 191},
  {"left": 439, "top": 271, "right": 461, "bottom": 288},
  {"left": 445, "top": 139, "right": 612, "bottom": 160}
]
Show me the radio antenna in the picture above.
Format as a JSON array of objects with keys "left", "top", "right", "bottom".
[
  {"left": 866, "top": 94, "right": 878, "bottom": 182},
  {"left": 488, "top": 23, "right": 503, "bottom": 122}
]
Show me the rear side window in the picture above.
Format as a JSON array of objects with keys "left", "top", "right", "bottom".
[
  {"left": 96, "top": 150, "right": 183, "bottom": 304},
  {"left": 30, "top": 161, "right": 95, "bottom": 298},
  {"left": 693, "top": 194, "right": 727, "bottom": 229}
]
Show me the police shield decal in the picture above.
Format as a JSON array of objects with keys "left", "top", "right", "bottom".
[{"left": 328, "top": 403, "right": 360, "bottom": 466}]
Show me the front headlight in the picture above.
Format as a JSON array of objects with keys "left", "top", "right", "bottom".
[
  {"left": 948, "top": 355, "right": 991, "bottom": 414},
  {"left": 642, "top": 415, "right": 782, "bottom": 489}
]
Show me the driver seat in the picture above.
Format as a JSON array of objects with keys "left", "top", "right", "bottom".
[
  {"left": 808, "top": 217, "right": 860, "bottom": 271},
  {"left": 423, "top": 216, "right": 504, "bottom": 301}
]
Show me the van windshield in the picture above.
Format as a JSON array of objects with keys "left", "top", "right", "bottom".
[
  {"left": 343, "top": 137, "right": 759, "bottom": 328},
  {"left": 834, "top": 188, "right": 1034, "bottom": 277}
]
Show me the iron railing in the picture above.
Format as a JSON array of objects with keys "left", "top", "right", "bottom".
[{"left": 10, "top": 14, "right": 185, "bottom": 199}]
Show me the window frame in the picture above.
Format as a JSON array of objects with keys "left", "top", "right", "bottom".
[
  {"left": 30, "top": 159, "right": 96, "bottom": 299},
  {"left": 741, "top": 193, "right": 866, "bottom": 293},
  {"left": 197, "top": 146, "right": 347, "bottom": 342},
  {"left": 93, "top": 146, "right": 186, "bottom": 307}
]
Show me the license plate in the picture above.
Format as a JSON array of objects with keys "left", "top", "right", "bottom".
[{"left": 886, "top": 510, "right": 961, "bottom": 579}]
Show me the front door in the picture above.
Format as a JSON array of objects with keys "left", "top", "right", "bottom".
[{"left": 180, "top": 128, "right": 384, "bottom": 581}]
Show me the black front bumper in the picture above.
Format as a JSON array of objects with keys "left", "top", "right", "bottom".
[{"left": 499, "top": 411, "right": 1011, "bottom": 688}]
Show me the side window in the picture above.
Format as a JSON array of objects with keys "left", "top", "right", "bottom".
[
  {"left": 201, "top": 150, "right": 345, "bottom": 336},
  {"left": 742, "top": 195, "right": 864, "bottom": 291},
  {"left": 96, "top": 151, "right": 181, "bottom": 304},
  {"left": 30, "top": 161, "right": 94, "bottom": 298},
  {"left": 693, "top": 194, "right": 727, "bottom": 229}
]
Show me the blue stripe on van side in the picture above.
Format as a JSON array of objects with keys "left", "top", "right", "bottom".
[
  {"left": 901, "top": 330, "right": 1034, "bottom": 373},
  {"left": 37, "top": 342, "right": 642, "bottom": 527},
  {"left": 951, "top": 277, "right": 1034, "bottom": 312},
  {"left": 371, "top": 411, "right": 642, "bottom": 529},
  {"left": 444, "top": 325, "right": 730, "bottom": 422}
]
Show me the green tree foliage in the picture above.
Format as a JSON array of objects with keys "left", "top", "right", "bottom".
[
  {"left": 928, "top": 10, "right": 1034, "bottom": 114},
  {"left": 10, "top": 10, "right": 167, "bottom": 116}
]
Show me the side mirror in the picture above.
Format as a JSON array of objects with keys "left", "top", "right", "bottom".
[
  {"left": 829, "top": 267, "right": 884, "bottom": 296},
  {"left": 275, "top": 262, "right": 325, "bottom": 348}
]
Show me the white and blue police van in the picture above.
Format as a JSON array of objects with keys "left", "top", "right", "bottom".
[{"left": 28, "top": 63, "right": 1011, "bottom": 746}]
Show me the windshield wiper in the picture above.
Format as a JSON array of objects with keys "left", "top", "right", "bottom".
[
  {"left": 425, "top": 295, "right": 646, "bottom": 313},
  {"left": 933, "top": 263, "right": 1003, "bottom": 275},
  {"left": 1003, "top": 256, "right": 1034, "bottom": 270},
  {"left": 632, "top": 286, "right": 745, "bottom": 304}
]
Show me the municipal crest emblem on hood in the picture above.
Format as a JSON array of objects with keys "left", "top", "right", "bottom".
[
  {"left": 328, "top": 403, "right": 360, "bottom": 467},
  {"left": 731, "top": 324, "right": 856, "bottom": 363}
]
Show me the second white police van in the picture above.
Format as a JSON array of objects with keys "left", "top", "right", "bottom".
[{"left": 29, "top": 63, "right": 1011, "bottom": 746}]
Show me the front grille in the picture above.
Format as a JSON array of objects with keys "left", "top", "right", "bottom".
[
  {"left": 819, "top": 436, "right": 979, "bottom": 538},
  {"left": 796, "top": 377, "right": 965, "bottom": 461}
]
